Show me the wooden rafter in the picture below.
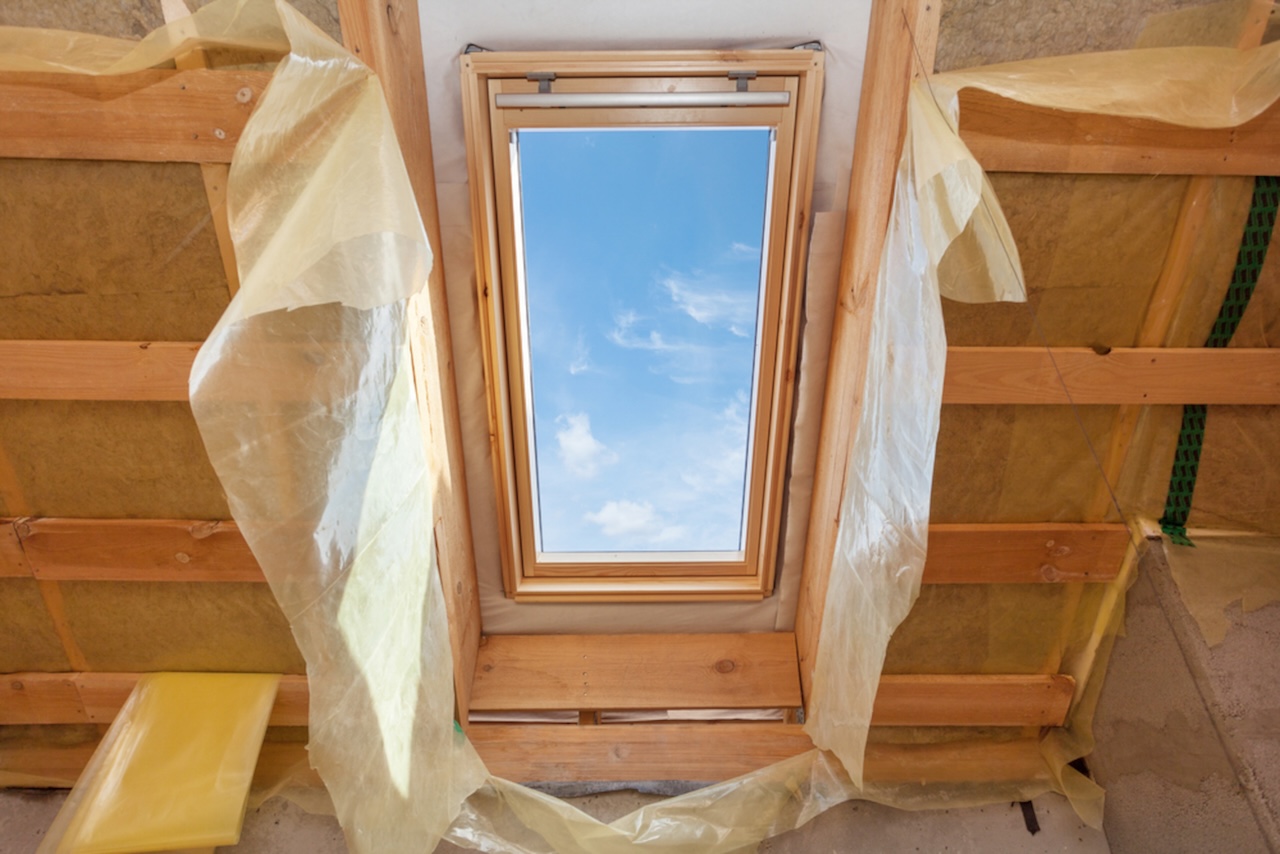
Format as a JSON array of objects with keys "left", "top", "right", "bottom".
[
  {"left": 958, "top": 89, "right": 1280, "bottom": 176},
  {"left": 0, "top": 69, "right": 267, "bottom": 163},
  {"left": 1, "top": 517, "right": 1127, "bottom": 586}
]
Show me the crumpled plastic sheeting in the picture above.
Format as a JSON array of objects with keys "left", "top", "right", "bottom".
[{"left": 802, "top": 79, "right": 1027, "bottom": 788}]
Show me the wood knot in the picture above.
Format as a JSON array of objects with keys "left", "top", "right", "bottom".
[
  {"left": 175, "top": 552, "right": 191, "bottom": 564},
  {"left": 714, "top": 659, "right": 736, "bottom": 674},
  {"left": 10, "top": 680, "right": 23, "bottom": 691}
]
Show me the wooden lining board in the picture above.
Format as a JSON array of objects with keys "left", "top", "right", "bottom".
[
  {"left": 875, "top": 674, "right": 1073, "bottom": 726},
  {"left": 0, "top": 68, "right": 267, "bottom": 163},
  {"left": 958, "top": 88, "right": 1280, "bottom": 177},
  {"left": 470, "top": 633, "right": 803, "bottom": 712},
  {"left": 8, "top": 517, "right": 1126, "bottom": 585},
  {"left": 944, "top": 347, "right": 1280, "bottom": 405}
]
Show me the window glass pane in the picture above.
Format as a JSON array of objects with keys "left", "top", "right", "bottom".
[{"left": 514, "top": 127, "right": 773, "bottom": 555}]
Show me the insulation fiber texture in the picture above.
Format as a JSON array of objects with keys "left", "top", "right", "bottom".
[{"left": 7, "top": 2, "right": 1280, "bottom": 849}]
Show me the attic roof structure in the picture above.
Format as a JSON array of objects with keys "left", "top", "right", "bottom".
[{"left": 0, "top": 0, "right": 1278, "bottom": 850}]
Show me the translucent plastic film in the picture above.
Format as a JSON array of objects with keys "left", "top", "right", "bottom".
[{"left": 39, "top": 673, "right": 279, "bottom": 854}]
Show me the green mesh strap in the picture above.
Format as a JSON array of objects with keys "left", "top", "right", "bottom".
[{"left": 1159, "top": 175, "right": 1279, "bottom": 546}]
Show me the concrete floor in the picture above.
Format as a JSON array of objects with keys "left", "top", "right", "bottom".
[{"left": 0, "top": 787, "right": 1107, "bottom": 853}]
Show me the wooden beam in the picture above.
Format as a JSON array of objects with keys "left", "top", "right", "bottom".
[
  {"left": 958, "top": 88, "right": 1280, "bottom": 176},
  {"left": 874, "top": 674, "right": 1072, "bottom": 726},
  {"left": 796, "top": 0, "right": 928, "bottom": 707},
  {"left": 0, "top": 733, "right": 1048, "bottom": 788},
  {"left": 7, "top": 517, "right": 1127, "bottom": 585},
  {"left": 943, "top": 347, "right": 1280, "bottom": 405},
  {"left": 337, "top": 0, "right": 483, "bottom": 728},
  {"left": 470, "top": 633, "right": 803, "bottom": 712},
  {"left": 0, "top": 671, "right": 1070, "bottom": 729},
  {"left": 0, "top": 69, "right": 268, "bottom": 163},
  {"left": 924, "top": 523, "right": 1126, "bottom": 583},
  {"left": 18, "top": 518, "right": 260, "bottom": 583},
  {"left": 0, "top": 673, "right": 308, "bottom": 727},
  {"left": 0, "top": 341, "right": 198, "bottom": 401}
]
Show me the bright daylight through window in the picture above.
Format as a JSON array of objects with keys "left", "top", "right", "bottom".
[{"left": 462, "top": 52, "right": 823, "bottom": 600}]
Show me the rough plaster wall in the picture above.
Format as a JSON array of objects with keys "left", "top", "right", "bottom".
[
  {"left": 934, "top": 0, "right": 1225, "bottom": 72},
  {"left": 1093, "top": 546, "right": 1278, "bottom": 852}
]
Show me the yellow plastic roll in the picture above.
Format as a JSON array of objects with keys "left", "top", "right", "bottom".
[{"left": 41, "top": 672, "right": 280, "bottom": 854}]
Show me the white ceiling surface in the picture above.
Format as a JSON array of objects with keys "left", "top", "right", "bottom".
[{"left": 417, "top": 1, "right": 871, "bottom": 634}]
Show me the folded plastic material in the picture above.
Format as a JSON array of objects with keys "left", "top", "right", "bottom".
[
  {"left": 38, "top": 673, "right": 279, "bottom": 854},
  {"left": 6, "top": 1, "right": 1280, "bottom": 850}
]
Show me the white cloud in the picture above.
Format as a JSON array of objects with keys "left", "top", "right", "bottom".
[
  {"left": 730, "top": 241, "right": 760, "bottom": 258},
  {"left": 662, "top": 275, "right": 758, "bottom": 337},
  {"left": 607, "top": 311, "right": 695, "bottom": 354},
  {"left": 568, "top": 335, "right": 592, "bottom": 375},
  {"left": 555, "top": 413, "right": 616, "bottom": 478},
  {"left": 584, "top": 499, "right": 687, "bottom": 543}
]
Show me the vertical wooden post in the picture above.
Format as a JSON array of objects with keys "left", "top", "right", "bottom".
[
  {"left": 794, "top": 0, "right": 925, "bottom": 705},
  {"left": 336, "top": 0, "right": 482, "bottom": 727}
]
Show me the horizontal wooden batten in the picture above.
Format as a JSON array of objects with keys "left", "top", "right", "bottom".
[
  {"left": 0, "top": 673, "right": 308, "bottom": 727},
  {"left": 958, "top": 88, "right": 1280, "bottom": 176},
  {"left": 0, "top": 341, "right": 199, "bottom": 401},
  {"left": 0, "top": 68, "right": 268, "bottom": 163},
  {"left": 471, "top": 633, "right": 803, "bottom": 712},
  {"left": 1, "top": 518, "right": 1127, "bottom": 586},
  {"left": 945, "top": 347, "right": 1280, "bottom": 405},
  {"left": 0, "top": 670, "right": 1071, "bottom": 728},
  {"left": 5, "top": 341, "right": 1277, "bottom": 406},
  {"left": 0, "top": 733, "right": 1049, "bottom": 788}
]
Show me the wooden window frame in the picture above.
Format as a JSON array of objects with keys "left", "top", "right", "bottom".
[{"left": 461, "top": 51, "right": 824, "bottom": 602}]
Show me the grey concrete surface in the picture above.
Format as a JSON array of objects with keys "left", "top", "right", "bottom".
[
  {"left": 0, "top": 787, "right": 1106, "bottom": 853},
  {"left": 1092, "top": 543, "right": 1280, "bottom": 853}
]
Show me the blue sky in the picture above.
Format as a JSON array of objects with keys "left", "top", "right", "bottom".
[{"left": 516, "top": 127, "right": 772, "bottom": 554}]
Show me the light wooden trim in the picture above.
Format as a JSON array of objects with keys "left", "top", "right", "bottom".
[
  {"left": 337, "top": 0, "right": 482, "bottom": 727},
  {"left": 944, "top": 347, "right": 1280, "bottom": 405},
  {"left": 0, "top": 69, "right": 267, "bottom": 163},
  {"left": 5, "top": 518, "right": 1127, "bottom": 585},
  {"left": 958, "top": 88, "right": 1280, "bottom": 176},
  {"left": 0, "top": 673, "right": 308, "bottom": 727},
  {"left": 0, "top": 341, "right": 197, "bottom": 401},
  {"left": 0, "top": 670, "right": 1069, "bottom": 730},
  {"left": 470, "top": 633, "right": 803, "bottom": 712},
  {"left": 796, "top": 0, "right": 919, "bottom": 708},
  {"left": 910, "top": 0, "right": 942, "bottom": 82}
]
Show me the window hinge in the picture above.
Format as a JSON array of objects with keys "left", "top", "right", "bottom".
[
  {"left": 727, "top": 70, "right": 756, "bottom": 92},
  {"left": 526, "top": 71, "right": 556, "bottom": 94}
]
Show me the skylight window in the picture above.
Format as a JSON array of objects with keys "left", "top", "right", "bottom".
[
  {"left": 514, "top": 127, "right": 774, "bottom": 558},
  {"left": 462, "top": 51, "right": 823, "bottom": 600}
]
